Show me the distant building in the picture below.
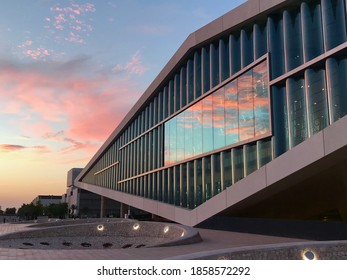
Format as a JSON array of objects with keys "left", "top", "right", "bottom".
[
  {"left": 65, "top": 168, "right": 122, "bottom": 218},
  {"left": 31, "top": 195, "right": 62, "bottom": 207}
]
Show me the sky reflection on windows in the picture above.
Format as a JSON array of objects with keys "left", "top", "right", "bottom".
[{"left": 164, "top": 60, "right": 270, "bottom": 165}]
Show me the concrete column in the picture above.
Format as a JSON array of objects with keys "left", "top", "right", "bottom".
[
  {"left": 100, "top": 196, "right": 107, "bottom": 218},
  {"left": 120, "top": 203, "right": 129, "bottom": 218}
]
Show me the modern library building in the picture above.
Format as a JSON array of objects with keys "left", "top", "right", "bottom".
[{"left": 76, "top": 0, "right": 347, "bottom": 227}]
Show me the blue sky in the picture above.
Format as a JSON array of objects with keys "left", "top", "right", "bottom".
[{"left": 0, "top": 0, "right": 246, "bottom": 210}]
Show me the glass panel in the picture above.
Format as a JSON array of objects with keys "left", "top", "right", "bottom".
[
  {"left": 271, "top": 86, "right": 289, "bottom": 157},
  {"left": 213, "top": 153, "right": 222, "bottom": 195},
  {"left": 163, "top": 86, "right": 168, "bottom": 119},
  {"left": 241, "top": 28, "right": 254, "bottom": 68},
  {"left": 202, "top": 95, "right": 214, "bottom": 153},
  {"left": 306, "top": 68, "right": 329, "bottom": 136},
  {"left": 321, "top": 0, "right": 347, "bottom": 51},
  {"left": 245, "top": 143, "right": 257, "bottom": 176},
  {"left": 175, "top": 166, "right": 180, "bottom": 206},
  {"left": 283, "top": 8, "right": 303, "bottom": 71},
  {"left": 233, "top": 147, "right": 244, "bottom": 183},
  {"left": 157, "top": 171, "right": 162, "bottom": 201},
  {"left": 168, "top": 167, "right": 174, "bottom": 204},
  {"left": 268, "top": 15, "right": 285, "bottom": 79},
  {"left": 192, "top": 102, "right": 203, "bottom": 156},
  {"left": 301, "top": 0, "right": 324, "bottom": 62},
  {"left": 169, "top": 117, "right": 177, "bottom": 164},
  {"left": 225, "top": 80, "right": 239, "bottom": 145},
  {"left": 188, "top": 161, "right": 195, "bottom": 209},
  {"left": 181, "top": 163, "right": 187, "bottom": 208},
  {"left": 222, "top": 150, "right": 232, "bottom": 188},
  {"left": 175, "top": 74, "right": 180, "bottom": 112},
  {"left": 220, "top": 37, "right": 230, "bottom": 81},
  {"left": 176, "top": 112, "right": 185, "bottom": 162},
  {"left": 202, "top": 46, "right": 210, "bottom": 93},
  {"left": 180, "top": 67, "right": 187, "bottom": 107},
  {"left": 203, "top": 156, "right": 211, "bottom": 201},
  {"left": 211, "top": 41, "right": 220, "bottom": 87},
  {"left": 165, "top": 121, "right": 171, "bottom": 165},
  {"left": 238, "top": 70, "right": 255, "bottom": 141},
  {"left": 254, "top": 22, "right": 267, "bottom": 59},
  {"left": 148, "top": 174, "right": 152, "bottom": 199},
  {"left": 153, "top": 173, "right": 157, "bottom": 200},
  {"left": 164, "top": 60, "right": 270, "bottom": 165},
  {"left": 187, "top": 59, "right": 194, "bottom": 103},
  {"left": 195, "top": 159, "right": 203, "bottom": 207},
  {"left": 194, "top": 50, "right": 202, "bottom": 98},
  {"left": 326, "top": 57, "right": 347, "bottom": 122},
  {"left": 230, "top": 33, "right": 241, "bottom": 75},
  {"left": 212, "top": 88, "right": 225, "bottom": 149},
  {"left": 253, "top": 61, "right": 270, "bottom": 136},
  {"left": 184, "top": 108, "right": 193, "bottom": 159},
  {"left": 143, "top": 175, "right": 148, "bottom": 198},
  {"left": 153, "top": 129, "right": 157, "bottom": 169},
  {"left": 163, "top": 169, "right": 168, "bottom": 203},
  {"left": 288, "top": 77, "right": 308, "bottom": 147},
  {"left": 169, "top": 80, "right": 175, "bottom": 115}
]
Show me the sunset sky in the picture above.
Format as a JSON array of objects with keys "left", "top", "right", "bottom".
[{"left": 0, "top": 0, "right": 246, "bottom": 210}]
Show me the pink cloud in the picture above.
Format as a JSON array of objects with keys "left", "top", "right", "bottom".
[
  {"left": 112, "top": 51, "right": 148, "bottom": 76},
  {"left": 0, "top": 144, "right": 50, "bottom": 153},
  {"left": 0, "top": 59, "right": 141, "bottom": 160},
  {"left": 47, "top": 3, "right": 95, "bottom": 44}
]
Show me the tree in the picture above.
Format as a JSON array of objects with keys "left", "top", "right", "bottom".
[{"left": 4, "top": 207, "right": 16, "bottom": 215}]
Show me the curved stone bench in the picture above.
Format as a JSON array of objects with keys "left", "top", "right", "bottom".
[
  {"left": 168, "top": 240, "right": 347, "bottom": 260},
  {"left": 0, "top": 220, "right": 202, "bottom": 250}
]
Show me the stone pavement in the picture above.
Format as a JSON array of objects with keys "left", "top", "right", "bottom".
[{"left": 0, "top": 223, "right": 306, "bottom": 260}]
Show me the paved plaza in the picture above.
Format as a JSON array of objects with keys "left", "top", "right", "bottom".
[{"left": 0, "top": 222, "right": 307, "bottom": 260}]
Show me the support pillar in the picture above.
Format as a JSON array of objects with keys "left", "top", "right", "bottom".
[
  {"left": 120, "top": 203, "right": 129, "bottom": 218},
  {"left": 100, "top": 196, "right": 107, "bottom": 218}
]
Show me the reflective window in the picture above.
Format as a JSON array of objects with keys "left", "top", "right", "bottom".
[
  {"left": 211, "top": 42, "right": 220, "bottom": 87},
  {"left": 213, "top": 153, "right": 222, "bottom": 194},
  {"left": 222, "top": 150, "right": 232, "bottom": 188},
  {"left": 194, "top": 51, "right": 202, "bottom": 98},
  {"left": 188, "top": 161, "right": 195, "bottom": 209},
  {"left": 306, "top": 68, "right": 328, "bottom": 135},
  {"left": 283, "top": 8, "right": 303, "bottom": 71},
  {"left": 204, "top": 156, "right": 212, "bottom": 201},
  {"left": 321, "top": 0, "right": 347, "bottom": 51},
  {"left": 326, "top": 57, "right": 347, "bottom": 122},
  {"left": 230, "top": 33, "right": 241, "bottom": 75},
  {"left": 192, "top": 102, "right": 203, "bottom": 156},
  {"left": 233, "top": 147, "right": 244, "bottom": 183},
  {"left": 202, "top": 94, "right": 214, "bottom": 153},
  {"left": 288, "top": 77, "right": 308, "bottom": 147},
  {"left": 220, "top": 37, "right": 230, "bottom": 81},
  {"left": 164, "top": 60, "right": 270, "bottom": 165},
  {"left": 254, "top": 22, "right": 267, "bottom": 59},
  {"left": 253, "top": 61, "right": 270, "bottom": 136},
  {"left": 187, "top": 59, "right": 194, "bottom": 103},
  {"left": 180, "top": 67, "right": 187, "bottom": 107},
  {"left": 225, "top": 80, "right": 239, "bottom": 145},
  {"left": 202, "top": 46, "right": 210, "bottom": 93},
  {"left": 213, "top": 88, "right": 225, "bottom": 149},
  {"left": 301, "top": 0, "right": 324, "bottom": 62},
  {"left": 195, "top": 159, "right": 203, "bottom": 207},
  {"left": 238, "top": 70, "right": 254, "bottom": 141},
  {"left": 181, "top": 164, "right": 187, "bottom": 208}
]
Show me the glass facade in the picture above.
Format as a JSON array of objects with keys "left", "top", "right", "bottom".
[
  {"left": 164, "top": 60, "right": 270, "bottom": 165},
  {"left": 81, "top": 0, "right": 347, "bottom": 211}
]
